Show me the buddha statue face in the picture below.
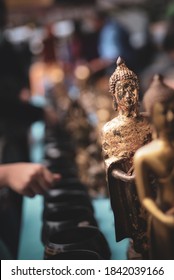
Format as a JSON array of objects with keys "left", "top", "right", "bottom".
[
  {"left": 152, "top": 100, "right": 174, "bottom": 138},
  {"left": 115, "top": 79, "right": 138, "bottom": 114}
]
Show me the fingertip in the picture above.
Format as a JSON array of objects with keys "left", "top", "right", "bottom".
[{"left": 53, "top": 173, "right": 62, "bottom": 181}]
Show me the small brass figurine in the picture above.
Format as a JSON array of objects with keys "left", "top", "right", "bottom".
[
  {"left": 134, "top": 74, "right": 174, "bottom": 259},
  {"left": 101, "top": 57, "right": 152, "bottom": 257}
]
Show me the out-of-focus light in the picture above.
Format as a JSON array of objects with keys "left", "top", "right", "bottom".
[
  {"left": 45, "top": 66, "right": 65, "bottom": 83},
  {"left": 97, "top": 109, "right": 110, "bottom": 122},
  {"left": 74, "top": 65, "right": 90, "bottom": 80},
  {"left": 5, "top": 26, "right": 33, "bottom": 43},
  {"left": 52, "top": 20, "right": 74, "bottom": 38},
  {"left": 30, "top": 40, "right": 44, "bottom": 55},
  {"left": 29, "top": 27, "right": 45, "bottom": 54}
]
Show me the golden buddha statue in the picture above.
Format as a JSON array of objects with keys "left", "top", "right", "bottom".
[
  {"left": 134, "top": 74, "right": 174, "bottom": 259},
  {"left": 101, "top": 57, "right": 152, "bottom": 258}
]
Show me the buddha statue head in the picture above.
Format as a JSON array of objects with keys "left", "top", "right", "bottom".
[
  {"left": 109, "top": 56, "right": 139, "bottom": 117},
  {"left": 143, "top": 74, "right": 174, "bottom": 139}
]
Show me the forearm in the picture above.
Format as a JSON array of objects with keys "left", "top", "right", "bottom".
[
  {"left": 143, "top": 198, "right": 174, "bottom": 227},
  {"left": 134, "top": 152, "right": 151, "bottom": 202},
  {"left": 0, "top": 163, "right": 61, "bottom": 197},
  {"left": 112, "top": 168, "right": 135, "bottom": 182}
]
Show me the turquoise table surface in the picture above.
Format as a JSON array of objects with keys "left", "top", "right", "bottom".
[{"left": 18, "top": 196, "right": 129, "bottom": 260}]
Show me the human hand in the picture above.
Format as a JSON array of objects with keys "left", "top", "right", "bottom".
[
  {"left": 112, "top": 168, "right": 135, "bottom": 182},
  {"left": 0, "top": 163, "right": 61, "bottom": 197}
]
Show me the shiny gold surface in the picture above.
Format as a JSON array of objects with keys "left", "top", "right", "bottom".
[{"left": 134, "top": 74, "right": 174, "bottom": 259}]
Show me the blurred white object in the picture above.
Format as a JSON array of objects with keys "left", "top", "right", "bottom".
[
  {"left": 5, "top": 26, "right": 33, "bottom": 43},
  {"left": 52, "top": 20, "right": 74, "bottom": 38}
]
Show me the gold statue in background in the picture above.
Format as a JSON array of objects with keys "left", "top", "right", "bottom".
[
  {"left": 134, "top": 74, "right": 174, "bottom": 259},
  {"left": 101, "top": 57, "right": 152, "bottom": 258}
]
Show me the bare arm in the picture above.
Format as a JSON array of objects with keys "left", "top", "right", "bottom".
[
  {"left": 134, "top": 149, "right": 174, "bottom": 227},
  {"left": 112, "top": 167, "right": 135, "bottom": 182},
  {"left": 134, "top": 151, "right": 151, "bottom": 202},
  {"left": 143, "top": 198, "right": 174, "bottom": 226},
  {"left": 0, "top": 163, "right": 61, "bottom": 197}
]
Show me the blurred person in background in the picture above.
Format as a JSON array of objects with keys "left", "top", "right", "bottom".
[
  {"left": 140, "top": 3, "right": 174, "bottom": 94},
  {"left": 0, "top": 68, "right": 59, "bottom": 260},
  {"left": 0, "top": 0, "right": 60, "bottom": 259},
  {"left": 96, "top": 10, "right": 136, "bottom": 71},
  {"left": 80, "top": 8, "right": 138, "bottom": 84},
  {"left": 0, "top": 162, "right": 61, "bottom": 260}
]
